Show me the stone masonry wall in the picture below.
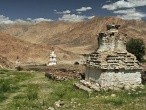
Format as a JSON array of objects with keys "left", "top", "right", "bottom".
[
  {"left": 99, "top": 71, "right": 141, "bottom": 90},
  {"left": 86, "top": 68, "right": 142, "bottom": 90}
]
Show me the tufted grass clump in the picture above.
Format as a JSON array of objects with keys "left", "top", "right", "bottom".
[
  {"left": 104, "top": 97, "right": 125, "bottom": 106},
  {"left": 27, "top": 84, "right": 39, "bottom": 100},
  {"left": 0, "top": 93, "right": 7, "bottom": 102},
  {"left": 0, "top": 79, "right": 19, "bottom": 93}
]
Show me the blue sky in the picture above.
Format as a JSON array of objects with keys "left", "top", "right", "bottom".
[{"left": 0, "top": 0, "right": 146, "bottom": 24}]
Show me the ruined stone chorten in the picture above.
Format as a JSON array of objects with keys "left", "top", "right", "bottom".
[
  {"left": 87, "top": 24, "right": 141, "bottom": 70},
  {"left": 76, "top": 24, "right": 143, "bottom": 91}
]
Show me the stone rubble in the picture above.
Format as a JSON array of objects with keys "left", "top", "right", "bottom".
[
  {"left": 76, "top": 79, "right": 144, "bottom": 92},
  {"left": 54, "top": 100, "right": 64, "bottom": 108},
  {"left": 47, "top": 107, "right": 55, "bottom": 110},
  {"left": 74, "top": 82, "right": 93, "bottom": 93},
  {"left": 45, "top": 66, "right": 85, "bottom": 81}
]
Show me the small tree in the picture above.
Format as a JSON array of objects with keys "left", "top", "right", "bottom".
[
  {"left": 74, "top": 61, "right": 79, "bottom": 65},
  {"left": 126, "top": 38, "right": 145, "bottom": 62}
]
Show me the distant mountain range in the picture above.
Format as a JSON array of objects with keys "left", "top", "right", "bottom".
[{"left": 0, "top": 17, "right": 146, "bottom": 67}]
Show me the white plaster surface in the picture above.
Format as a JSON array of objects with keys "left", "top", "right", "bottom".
[
  {"left": 85, "top": 68, "right": 142, "bottom": 90},
  {"left": 48, "top": 51, "right": 57, "bottom": 66}
]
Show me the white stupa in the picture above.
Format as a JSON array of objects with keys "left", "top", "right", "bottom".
[{"left": 48, "top": 47, "right": 57, "bottom": 66}]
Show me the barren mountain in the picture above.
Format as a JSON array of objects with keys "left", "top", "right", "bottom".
[
  {"left": 0, "top": 17, "right": 146, "bottom": 54},
  {"left": 0, "top": 17, "right": 146, "bottom": 67},
  {"left": 0, "top": 33, "right": 79, "bottom": 67}
]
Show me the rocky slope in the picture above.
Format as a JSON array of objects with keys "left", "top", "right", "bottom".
[
  {"left": 0, "top": 17, "right": 146, "bottom": 47},
  {"left": 0, "top": 33, "right": 79, "bottom": 67},
  {"left": 0, "top": 55, "right": 13, "bottom": 68},
  {"left": 0, "top": 17, "right": 146, "bottom": 66}
]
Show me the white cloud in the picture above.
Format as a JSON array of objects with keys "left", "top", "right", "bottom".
[
  {"left": 27, "top": 18, "right": 32, "bottom": 21},
  {"left": 0, "top": 15, "right": 13, "bottom": 24},
  {"left": 14, "top": 19, "right": 28, "bottom": 24},
  {"left": 32, "top": 18, "right": 53, "bottom": 23},
  {"left": 14, "top": 18, "right": 53, "bottom": 24},
  {"left": 76, "top": 7, "right": 92, "bottom": 12},
  {"left": 102, "top": 0, "right": 130, "bottom": 10},
  {"left": 102, "top": 0, "right": 146, "bottom": 10},
  {"left": 58, "top": 14, "right": 94, "bottom": 22},
  {"left": 55, "top": 10, "right": 71, "bottom": 14},
  {"left": 114, "top": 8, "right": 146, "bottom": 20},
  {"left": 102, "top": 0, "right": 146, "bottom": 20},
  {"left": 0, "top": 15, "right": 53, "bottom": 24},
  {"left": 113, "top": 8, "right": 135, "bottom": 14},
  {"left": 59, "top": 14, "right": 86, "bottom": 22}
]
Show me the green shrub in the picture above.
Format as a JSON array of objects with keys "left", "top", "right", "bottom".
[
  {"left": 15, "top": 66, "right": 23, "bottom": 71},
  {"left": 126, "top": 38, "right": 145, "bottom": 62},
  {"left": 74, "top": 61, "right": 79, "bottom": 65}
]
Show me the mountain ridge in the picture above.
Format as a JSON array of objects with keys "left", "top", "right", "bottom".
[
  {"left": 0, "top": 17, "right": 146, "bottom": 66},
  {"left": 0, "top": 17, "right": 146, "bottom": 47}
]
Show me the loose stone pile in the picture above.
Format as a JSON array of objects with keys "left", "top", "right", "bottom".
[
  {"left": 45, "top": 66, "right": 85, "bottom": 81},
  {"left": 45, "top": 69, "right": 81, "bottom": 81}
]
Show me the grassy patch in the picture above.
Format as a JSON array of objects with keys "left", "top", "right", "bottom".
[
  {"left": 27, "top": 84, "right": 39, "bottom": 100},
  {"left": 0, "top": 93, "right": 7, "bottom": 102},
  {"left": 0, "top": 70, "right": 33, "bottom": 93},
  {"left": 0, "top": 79, "right": 19, "bottom": 93},
  {"left": 0, "top": 69, "right": 146, "bottom": 110},
  {"left": 46, "top": 80, "right": 89, "bottom": 106},
  {"left": 103, "top": 97, "right": 125, "bottom": 106},
  {"left": 13, "top": 94, "right": 26, "bottom": 99},
  {"left": 10, "top": 99, "right": 44, "bottom": 110}
]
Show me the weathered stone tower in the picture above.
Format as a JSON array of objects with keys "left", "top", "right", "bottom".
[{"left": 77, "top": 24, "right": 143, "bottom": 91}]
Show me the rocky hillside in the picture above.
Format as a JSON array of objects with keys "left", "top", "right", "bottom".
[
  {"left": 0, "top": 17, "right": 146, "bottom": 48},
  {"left": 0, "top": 55, "right": 13, "bottom": 68},
  {"left": 0, "top": 33, "right": 79, "bottom": 67},
  {"left": 0, "top": 17, "right": 146, "bottom": 66}
]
